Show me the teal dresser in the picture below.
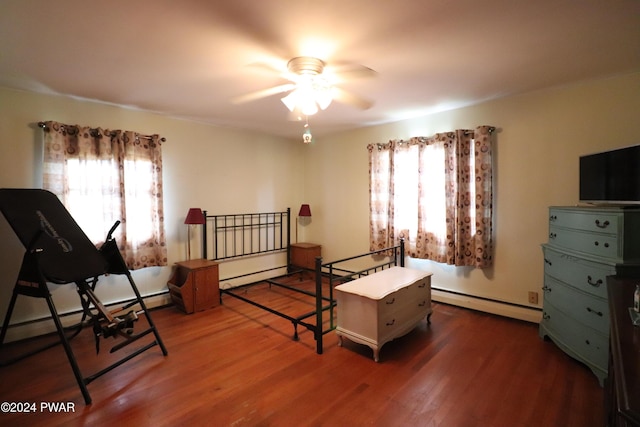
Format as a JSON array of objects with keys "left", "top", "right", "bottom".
[{"left": 540, "top": 206, "right": 640, "bottom": 385}]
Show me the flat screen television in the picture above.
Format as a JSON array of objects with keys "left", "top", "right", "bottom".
[{"left": 579, "top": 144, "right": 640, "bottom": 205}]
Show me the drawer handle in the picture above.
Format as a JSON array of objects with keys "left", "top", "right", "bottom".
[
  {"left": 542, "top": 285, "right": 552, "bottom": 293},
  {"left": 386, "top": 319, "right": 396, "bottom": 326},
  {"left": 549, "top": 232, "right": 557, "bottom": 239},
  {"left": 586, "top": 307, "right": 603, "bottom": 317},
  {"left": 544, "top": 258, "right": 552, "bottom": 266},
  {"left": 587, "top": 276, "right": 602, "bottom": 287},
  {"left": 549, "top": 215, "right": 557, "bottom": 222},
  {"left": 418, "top": 283, "right": 426, "bottom": 288},
  {"left": 418, "top": 300, "right": 426, "bottom": 307},
  {"left": 542, "top": 312, "right": 550, "bottom": 320},
  {"left": 593, "top": 241, "right": 610, "bottom": 248},
  {"left": 386, "top": 298, "right": 396, "bottom": 305},
  {"left": 594, "top": 219, "right": 610, "bottom": 229}
]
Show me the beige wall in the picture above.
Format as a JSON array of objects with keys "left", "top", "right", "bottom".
[
  {"left": 303, "top": 72, "right": 640, "bottom": 318},
  {"left": 0, "top": 88, "right": 304, "bottom": 338},
  {"left": 1, "top": 71, "right": 638, "bottom": 338}
]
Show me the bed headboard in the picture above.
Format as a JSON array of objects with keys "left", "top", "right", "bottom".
[{"left": 201, "top": 208, "right": 291, "bottom": 263}]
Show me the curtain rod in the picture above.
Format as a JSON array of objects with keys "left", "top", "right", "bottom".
[{"left": 37, "top": 121, "right": 166, "bottom": 142}]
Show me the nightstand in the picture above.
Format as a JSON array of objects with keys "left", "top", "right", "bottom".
[
  {"left": 167, "top": 259, "right": 219, "bottom": 313},
  {"left": 290, "top": 242, "right": 321, "bottom": 271}
]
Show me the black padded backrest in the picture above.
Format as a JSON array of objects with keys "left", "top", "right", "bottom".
[{"left": 0, "top": 188, "right": 107, "bottom": 283}]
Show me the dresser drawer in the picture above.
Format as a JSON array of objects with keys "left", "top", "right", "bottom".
[
  {"left": 377, "top": 285, "right": 430, "bottom": 341},
  {"left": 541, "top": 300, "right": 608, "bottom": 371},
  {"left": 549, "top": 225, "right": 620, "bottom": 260},
  {"left": 543, "top": 276, "right": 609, "bottom": 335},
  {"left": 542, "top": 245, "right": 614, "bottom": 299},
  {"left": 408, "top": 277, "right": 431, "bottom": 299},
  {"left": 549, "top": 209, "right": 619, "bottom": 234}
]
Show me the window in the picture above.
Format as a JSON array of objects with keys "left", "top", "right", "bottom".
[
  {"left": 41, "top": 121, "right": 167, "bottom": 270},
  {"left": 368, "top": 126, "right": 494, "bottom": 268}
]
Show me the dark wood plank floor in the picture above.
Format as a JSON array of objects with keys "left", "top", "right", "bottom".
[{"left": 0, "top": 278, "right": 604, "bottom": 427}]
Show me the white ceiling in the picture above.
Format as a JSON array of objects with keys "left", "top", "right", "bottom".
[{"left": 1, "top": 0, "right": 638, "bottom": 139}]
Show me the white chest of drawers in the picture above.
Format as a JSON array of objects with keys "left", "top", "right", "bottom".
[
  {"left": 335, "top": 266, "right": 433, "bottom": 362},
  {"left": 539, "top": 206, "right": 640, "bottom": 385}
]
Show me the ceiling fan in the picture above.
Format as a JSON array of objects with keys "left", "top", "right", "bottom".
[{"left": 232, "top": 56, "right": 376, "bottom": 117}]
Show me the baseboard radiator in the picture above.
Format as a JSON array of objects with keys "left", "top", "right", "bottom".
[
  {"left": 0, "top": 292, "right": 172, "bottom": 344},
  {"left": 4, "top": 287, "right": 542, "bottom": 343},
  {"left": 432, "top": 287, "right": 542, "bottom": 324}
]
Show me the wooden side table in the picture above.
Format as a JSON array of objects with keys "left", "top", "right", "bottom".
[
  {"left": 167, "top": 259, "right": 219, "bottom": 313},
  {"left": 290, "top": 242, "right": 321, "bottom": 270}
]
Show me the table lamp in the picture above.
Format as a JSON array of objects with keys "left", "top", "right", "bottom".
[
  {"left": 184, "top": 208, "right": 205, "bottom": 260},
  {"left": 296, "top": 204, "right": 312, "bottom": 243}
]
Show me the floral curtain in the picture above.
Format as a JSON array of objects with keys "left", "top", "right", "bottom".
[
  {"left": 368, "top": 125, "right": 494, "bottom": 268},
  {"left": 42, "top": 120, "right": 167, "bottom": 269}
]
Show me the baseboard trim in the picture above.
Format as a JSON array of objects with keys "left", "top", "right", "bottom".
[
  {"left": 432, "top": 288, "right": 542, "bottom": 323},
  {"left": 1, "top": 292, "right": 172, "bottom": 344}
]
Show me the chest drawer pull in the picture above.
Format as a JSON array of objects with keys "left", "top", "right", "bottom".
[
  {"left": 542, "top": 285, "right": 552, "bottom": 293},
  {"left": 386, "top": 319, "right": 396, "bottom": 326},
  {"left": 544, "top": 258, "right": 552, "bottom": 266},
  {"left": 418, "top": 300, "right": 427, "bottom": 307},
  {"left": 593, "top": 241, "right": 610, "bottom": 248},
  {"left": 549, "top": 215, "right": 557, "bottom": 221},
  {"left": 549, "top": 232, "right": 557, "bottom": 239},
  {"left": 418, "top": 283, "right": 426, "bottom": 288},
  {"left": 586, "top": 276, "right": 602, "bottom": 287},
  {"left": 586, "top": 307, "right": 603, "bottom": 317},
  {"left": 594, "top": 219, "right": 610, "bottom": 229},
  {"left": 385, "top": 298, "right": 396, "bottom": 305},
  {"left": 542, "top": 312, "right": 550, "bottom": 320}
]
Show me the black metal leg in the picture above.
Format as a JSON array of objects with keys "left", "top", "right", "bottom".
[
  {"left": 0, "top": 288, "right": 19, "bottom": 347},
  {"left": 124, "top": 272, "right": 168, "bottom": 356},
  {"left": 292, "top": 322, "right": 299, "bottom": 341},
  {"left": 44, "top": 293, "right": 92, "bottom": 404}
]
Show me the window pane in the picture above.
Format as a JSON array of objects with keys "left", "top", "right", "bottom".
[
  {"left": 66, "top": 158, "right": 120, "bottom": 243},
  {"left": 469, "top": 140, "right": 476, "bottom": 236},
  {"left": 123, "top": 159, "right": 154, "bottom": 245},
  {"left": 394, "top": 146, "right": 419, "bottom": 236},
  {"left": 419, "top": 143, "right": 446, "bottom": 239}
]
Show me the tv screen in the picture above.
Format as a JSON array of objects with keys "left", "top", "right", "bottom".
[{"left": 579, "top": 144, "right": 640, "bottom": 205}]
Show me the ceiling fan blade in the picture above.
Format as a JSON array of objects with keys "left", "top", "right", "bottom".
[
  {"left": 231, "top": 83, "right": 296, "bottom": 104},
  {"left": 332, "top": 87, "right": 374, "bottom": 110},
  {"left": 245, "top": 59, "right": 288, "bottom": 76},
  {"left": 329, "top": 62, "right": 378, "bottom": 80}
]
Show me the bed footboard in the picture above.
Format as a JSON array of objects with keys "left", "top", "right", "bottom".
[{"left": 312, "top": 239, "right": 405, "bottom": 355}]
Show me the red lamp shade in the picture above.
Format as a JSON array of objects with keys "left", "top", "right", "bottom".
[
  {"left": 184, "top": 208, "right": 205, "bottom": 225},
  {"left": 298, "top": 204, "right": 312, "bottom": 217}
]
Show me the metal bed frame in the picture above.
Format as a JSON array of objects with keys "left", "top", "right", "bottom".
[{"left": 200, "top": 207, "right": 405, "bottom": 355}]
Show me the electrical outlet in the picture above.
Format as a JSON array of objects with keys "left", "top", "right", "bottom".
[{"left": 528, "top": 291, "right": 539, "bottom": 305}]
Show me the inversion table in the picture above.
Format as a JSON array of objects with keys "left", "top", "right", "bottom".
[{"left": 0, "top": 188, "right": 168, "bottom": 404}]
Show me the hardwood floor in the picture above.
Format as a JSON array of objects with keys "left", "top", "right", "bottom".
[{"left": 0, "top": 278, "right": 604, "bottom": 427}]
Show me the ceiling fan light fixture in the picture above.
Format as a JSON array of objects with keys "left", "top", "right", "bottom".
[
  {"left": 316, "top": 90, "right": 332, "bottom": 110},
  {"left": 281, "top": 91, "right": 298, "bottom": 112},
  {"left": 299, "top": 97, "right": 319, "bottom": 116},
  {"left": 280, "top": 76, "right": 332, "bottom": 115},
  {"left": 281, "top": 88, "right": 321, "bottom": 116},
  {"left": 278, "top": 57, "right": 336, "bottom": 116}
]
